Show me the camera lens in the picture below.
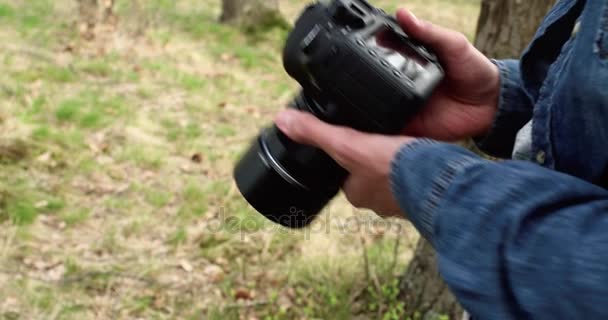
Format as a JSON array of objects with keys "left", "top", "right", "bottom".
[{"left": 233, "top": 94, "right": 347, "bottom": 228}]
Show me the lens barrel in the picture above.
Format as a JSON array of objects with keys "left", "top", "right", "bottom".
[{"left": 233, "top": 94, "right": 347, "bottom": 228}]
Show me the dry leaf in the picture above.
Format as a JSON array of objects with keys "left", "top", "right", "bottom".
[
  {"left": 179, "top": 260, "right": 193, "bottom": 273},
  {"left": 203, "top": 264, "right": 225, "bottom": 283},
  {"left": 47, "top": 264, "right": 66, "bottom": 281},
  {"left": 36, "top": 151, "right": 52, "bottom": 163},
  {"left": 191, "top": 153, "right": 203, "bottom": 164},
  {"left": 234, "top": 287, "right": 252, "bottom": 300},
  {"left": 220, "top": 53, "right": 235, "bottom": 62},
  {"left": 34, "top": 200, "right": 49, "bottom": 209}
]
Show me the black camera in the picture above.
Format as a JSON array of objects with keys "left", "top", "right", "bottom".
[{"left": 233, "top": 0, "right": 444, "bottom": 228}]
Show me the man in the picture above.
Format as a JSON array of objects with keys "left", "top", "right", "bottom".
[{"left": 274, "top": 0, "right": 608, "bottom": 318}]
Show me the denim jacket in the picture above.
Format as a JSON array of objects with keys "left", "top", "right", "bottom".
[{"left": 390, "top": 0, "right": 608, "bottom": 318}]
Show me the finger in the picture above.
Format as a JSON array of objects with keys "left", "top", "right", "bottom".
[
  {"left": 395, "top": 8, "right": 470, "bottom": 64},
  {"left": 274, "top": 109, "right": 368, "bottom": 171}
]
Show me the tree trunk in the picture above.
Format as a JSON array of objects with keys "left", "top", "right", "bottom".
[
  {"left": 399, "top": 1, "right": 555, "bottom": 318},
  {"left": 220, "top": 0, "right": 282, "bottom": 30},
  {"left": 475, "top": 0, "right": 556, "bottom": 58},
  {"left": 76, "top": 0, "right": 115, "bottom": 39},
  {"left": 77, "top": 0, "right": 98, "bottom": 39}
]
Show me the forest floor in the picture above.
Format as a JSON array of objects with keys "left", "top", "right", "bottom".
[{"left": 0, "top": 1, "right": 479, "bottom": 319}]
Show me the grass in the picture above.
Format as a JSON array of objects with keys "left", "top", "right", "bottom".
[{"left": 0, "top": 0, "right": 480, "bottom": 319}]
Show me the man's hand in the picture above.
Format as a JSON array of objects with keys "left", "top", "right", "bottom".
[
  {"left": 275, "top": 109, "right": 413, "bottom": 218},
  {"left": 397, "top": 9, "right": 501, "bottom": 140}
]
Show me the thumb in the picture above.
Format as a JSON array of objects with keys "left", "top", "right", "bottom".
[
  {"left": 396, "top": 8, "right": 470, "bottom": 64},
  {"left": 274, "top": 109, "right": 364, "bottom": 172}
]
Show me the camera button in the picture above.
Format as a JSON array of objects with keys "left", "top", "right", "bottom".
[
  {"left": 381, "top": 60, "right": 390, "bottom": 67},
  {"left": 356, "top": 39, "right": 365, "bottom": 46},
  {"left": 392, "top": 70, "right": 402, "bottom": 78},
  {"left": 368, "top": 49, "right": 377, "bottom": 57}
]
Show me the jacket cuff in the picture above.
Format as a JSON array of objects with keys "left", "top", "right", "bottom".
[
  {"left": 474, "top": 59, "right": 533, "bottom": 158},
  {"left": 390, "top": 140, "right": 485, "bottom": 246}
]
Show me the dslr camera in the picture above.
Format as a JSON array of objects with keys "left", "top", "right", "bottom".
[{"left": 234, "top": 0, "right": 444, "bottom": 228}]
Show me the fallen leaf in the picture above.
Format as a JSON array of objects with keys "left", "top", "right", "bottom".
[
  {"left": 220, "top": 53, "right": 235, "bottom": 62},
  {"left": 203, "top": 264, "right": 225, "bottom": 283},
  {"left": 36, "top": 151, "right": 52, "bottom": 163},
  {"left": 34, "top": 200, "right": 49, "bottom": 209},
  {"left": 234, "top": 287, "right": 252, "bottom": 300},
  {"left": 47, "top": 264, "right": 65, "bottom": 281},
  {"left": 179, "top": 260, "right": 193, "bottom": 273},
  {"left": 191, "top": 153, "right": 203, "bottom": 164}
]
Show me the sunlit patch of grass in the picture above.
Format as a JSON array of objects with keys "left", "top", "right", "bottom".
[
  {"left": 77, "top": 58, "right": 115, "bottom": 78},
  {"left": 44, "top": 197, "right": 66, "bottom": 212},
  {"left": 287, "top": 257, "right": 361, "bottom": 319},
  {"left": 53, "top": 92, "right": 128, "bottom": 129},
  {"left": 104, "top": 196, "right": 135, "bottom": 211},
  {"left": 61, "top": 208, "right": 91, "bottom": 226},
  {"left": 31, "top": 125, "right": 86, "bottom": 150},
  {"left": 143, "top": 186, "right": 171, "bottom": 208},
  {"left": 5, "top": 199, "right": 38, "bottom": 225},
  {"left": 167, "top": 226, "right": 188, "bottom": 247},
  {"left": 214, "top": 124, "right": 236, "bottom": 138},
  {"left": 25, "top": 284, "right": 56, "bottom": 312},
  {"left": 99, "top": 226, "right": 121, "bottom": 254},
  {"left": 178, "top": 72, "right": 207, "bottom": 91},
  {"left": 0, "top": 178, "right": 40, "bottom": 225},
  {"left": 12, "top": 66, "right": 77, "bottom": 84},
  {"left": 0, "top": 3, "right": 15, "bottom": 18},
  {"left": 74, "top": 54, "right": 140, "bottom": 82},
  {"left": 177, "top": 179, "right": 209, "bottom": 218},
  {"left": 0, "top": 168, "right": 71, "bottom": 225},
  {"left": 55, "top": 99, "right": 82, "bottom": 122},
  {"left": 161, "top": 118, "right": 202, "bottom": 142},
  {"left": 116, "top": 145, "right": 168, "bottom": 170}
]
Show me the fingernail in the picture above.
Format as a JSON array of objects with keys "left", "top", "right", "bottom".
[
  {"left": 275, "top": 110, "right": 295, "bottom": 133},
  {"left": 407, "top": 10, "right": 419, "bottom": 26},
  {"left": 410, "top": 11, "right": 418, "bottom": 22}
]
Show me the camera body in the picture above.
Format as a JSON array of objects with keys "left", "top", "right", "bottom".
[
  {"left": 283, "top": 0, "right": 443, "bottom": 133},
  {"left": 233, "top": 0, "right": 444, "bottom": 228}
]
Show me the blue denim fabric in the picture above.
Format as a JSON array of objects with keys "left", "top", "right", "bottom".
[{"left": 390, "top": 0, "right": 608, "bottom": 318}]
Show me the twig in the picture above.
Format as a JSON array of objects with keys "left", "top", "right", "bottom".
[
  {"left": 222, "top": 300, "right": 269, "bottom": 310},
  {"left": 0, "top": 44, "right": 61, "bottom": 65},
  {"left": 0, "top": 228, "right": 17, "bottom": 260},
  {"left": 390, "top": 236, "right": 401, "bottom": 275},
  {"left": 360, "top": 236, "right": 370, "bottom": 282},
  {"left": 0, "top": 267, "right": 151, "bottom": 285}
]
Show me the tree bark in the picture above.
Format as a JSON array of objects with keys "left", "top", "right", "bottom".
[
  {"left": 77, "top": 0, "right": 98, "bottom": 39},
  {"left": 76, "top": 0, "right": 115, "bottom": 39},
  {"left": 475, "top": 0, "right": 556, "bottom": 58},
  {"left": 220, "top": 0, "right": 282, "bottom": 29},
  {"left": 399, "top": 1, "right": 555, "bottom": 318}
]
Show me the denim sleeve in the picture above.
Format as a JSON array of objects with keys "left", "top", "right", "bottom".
[
  {"left": 391, "top": 140, "right": 608, "bottom": 319},
  {"left": 474, "top": 59, "right": 534, "bottom": 158}
]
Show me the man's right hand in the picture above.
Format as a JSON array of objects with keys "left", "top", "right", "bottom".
[{"left": 397, "top": 9, "right": 501, "bottom": 141}]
